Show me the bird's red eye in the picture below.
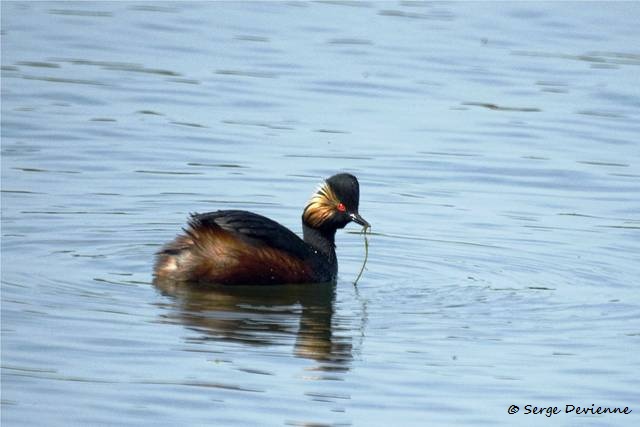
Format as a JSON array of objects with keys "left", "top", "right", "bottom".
[{"left": 336, "top": 203, "right": 346, "bottom": 212}]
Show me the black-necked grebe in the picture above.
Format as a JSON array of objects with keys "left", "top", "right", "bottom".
[{"left": 153, "top": 173, "right": 369, "bottom": 285}]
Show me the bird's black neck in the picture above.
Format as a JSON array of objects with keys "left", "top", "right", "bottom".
[{"left": 302, "top": 223, "right": 337, "bottom": 260}]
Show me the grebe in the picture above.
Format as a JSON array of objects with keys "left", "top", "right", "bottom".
[{"left": 153, "top": 173, "right": 369, "bottom": 285}]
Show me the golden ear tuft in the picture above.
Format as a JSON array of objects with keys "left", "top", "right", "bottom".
[{"left": 303, "top": 182, "right": 340, "bottom": 227}]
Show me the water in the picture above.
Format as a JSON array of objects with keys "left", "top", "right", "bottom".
[{"left": 2, "top": 2, "right": 639, "bottom": 426}]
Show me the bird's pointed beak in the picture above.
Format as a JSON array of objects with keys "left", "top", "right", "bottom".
[{"left": 349, "top": 212, "right": 370, "bottom": 229}]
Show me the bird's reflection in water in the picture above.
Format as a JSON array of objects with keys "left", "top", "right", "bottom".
[{"left": 154, "top": 279, "right": 352, "bottom": 372}]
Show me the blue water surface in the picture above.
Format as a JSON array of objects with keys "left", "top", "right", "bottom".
[{"left": 2, "top": 2, "right": 639, "bottom": 426}]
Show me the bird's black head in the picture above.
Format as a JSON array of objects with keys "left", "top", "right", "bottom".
[{"left": 302, "top": 173, "right": 370, "bottom": 231}]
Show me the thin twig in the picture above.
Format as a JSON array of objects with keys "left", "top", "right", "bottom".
[{"left": 353, "top": 225, "right": 370, "bottom": 286}]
